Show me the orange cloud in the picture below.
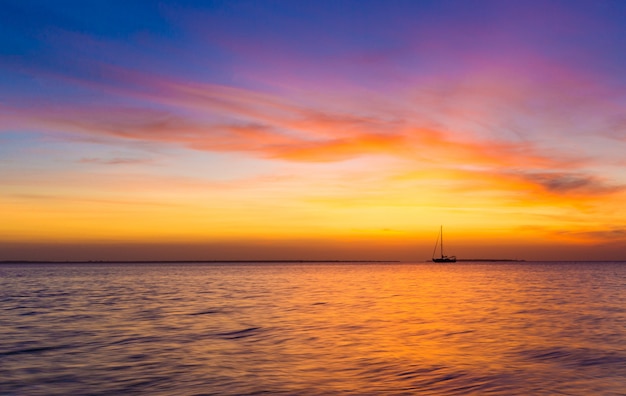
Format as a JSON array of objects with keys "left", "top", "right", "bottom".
[{"left": 2, "top": 62, "right": 622, "bottom": 206}]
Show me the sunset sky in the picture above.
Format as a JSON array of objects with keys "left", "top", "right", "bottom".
[{"left": 2, "top": 0, "right": 626, "bottom": 261}]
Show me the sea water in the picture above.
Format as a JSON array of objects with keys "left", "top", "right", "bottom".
[{"left": 1, "top": 261, "right": 626, "bottom": 395}]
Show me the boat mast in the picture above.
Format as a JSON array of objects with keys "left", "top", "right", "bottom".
[
  {"left": 431, "top": 227, "right": 441, "bottom": 260},
  {"left": 440, "top": 225, "right": 444, "bottom": 258}
]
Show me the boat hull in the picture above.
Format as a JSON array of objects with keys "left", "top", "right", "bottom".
[{"left": 432, "top": 257, "right": 456, "bottom": 263}]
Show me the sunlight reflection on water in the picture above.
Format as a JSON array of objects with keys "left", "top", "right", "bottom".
[{"left": 1, "top": 262, "right": 626, "bottom": 395}]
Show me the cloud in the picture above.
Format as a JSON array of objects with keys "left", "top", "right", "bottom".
[
  {"left": 515, "top": 172, "right": 624, "bottom": 196},
  {"left": 78, "top": 157, "right": 153, "bottom": 165},
  {"left": 5, "top": 193, "right": 180, "bottom": 208},
  {"left": 554, "top": 228, "right": 626, "bottom": 243},
  {"left": 3, "top": 97, "right": 575, "bottom": 169},
  {"left": 2, "top": 56, "right": 622, "bottom": 202}
]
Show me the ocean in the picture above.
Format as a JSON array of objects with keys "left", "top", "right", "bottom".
[{"left": 1, "top": 261, "right": 626, "bottom": 395}]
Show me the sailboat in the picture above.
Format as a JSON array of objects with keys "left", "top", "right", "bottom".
[{"left": 432, "top": 226, "right": 457, "bottom": 263}]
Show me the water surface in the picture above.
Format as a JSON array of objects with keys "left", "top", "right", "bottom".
[{"left": 2, "top": 262, "right": 626, "bottom": 395}]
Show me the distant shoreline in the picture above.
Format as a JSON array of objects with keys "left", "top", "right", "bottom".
[
  {"left": 456, "top": 259, "right": 526, "bottom": 262},
  {"left": 0, "top": 260, "right": 401, "bottom": 264},
  {"left": 3, "top": 259, "right": 626, "bottom": 264}
]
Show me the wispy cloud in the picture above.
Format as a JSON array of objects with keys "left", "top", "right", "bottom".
[
  {"left": 517, "top": 172, "right": 624, "bottom": 196},
  {"left": 554, "top": 228, "right": 626, "bottom": 243},
  {"left": 3, "top": 61, "right": 620, "bottom": 210},
  {"left": 78, "top": 157, "right": 153, "bottom": 165},
  {"left": 0, "top": 62, "right": 598, "bottom": 168}
]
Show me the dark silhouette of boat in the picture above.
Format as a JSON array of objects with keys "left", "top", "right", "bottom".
[{"left": 432, "top": 226, "right": 456, "bottom": 263}]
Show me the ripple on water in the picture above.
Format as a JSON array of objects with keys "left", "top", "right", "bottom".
[
  {"left": 217, "top": 327, "right": 263, "bottom": 340},
  {"left": 519, "top": 346, "right": 626, "bottom": 369}
]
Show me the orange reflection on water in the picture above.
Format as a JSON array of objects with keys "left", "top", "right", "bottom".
[{"left": 3, "top": 262, "right": 626, "bottom": 395}]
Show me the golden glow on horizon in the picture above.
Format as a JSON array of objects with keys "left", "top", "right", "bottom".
[{"left": 2, "top": 159, "right": 624, "bottom": 253}]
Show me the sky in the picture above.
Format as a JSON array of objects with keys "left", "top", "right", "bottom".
[{"left": 1, "top": 0, "right": 626, "bottom": 261}]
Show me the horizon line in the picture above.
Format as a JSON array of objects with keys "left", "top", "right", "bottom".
[{"left": 3, "top": 259, "right": 626, "bottom": 264}]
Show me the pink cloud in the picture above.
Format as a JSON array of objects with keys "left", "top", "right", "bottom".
[
  {"left": 0, "top": 69, "right": 593, "bottom": 171},
  {"left": 3, "top": 55, "right": 623, "bottom": 202}
]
